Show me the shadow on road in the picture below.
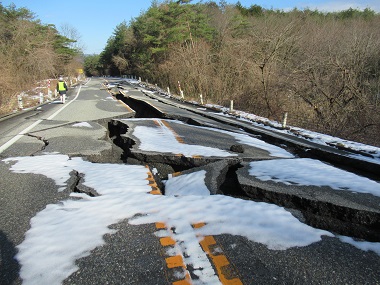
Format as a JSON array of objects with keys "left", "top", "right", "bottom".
[{"left": 0, "top": 231, "right": 20, "bottom": 285}]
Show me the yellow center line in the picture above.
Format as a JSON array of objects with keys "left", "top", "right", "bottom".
[
  {"left": 145, "top": 165, "right": 161, "bottom": 195},
  {"left": 160, "top": 237, "right": 176, "bottom": 246},
  {"left": 195, "top": 224, "right": 244, "bottom": 285},
  {"left": 117, "top": 99, "right": 135, "bottom": 113},
  {"left": 171, "top": 172, "right": 182, "bottom": 178},
  {"left": 155, "top": 222, "right": 191, "bottom": 284},
  {"left": 148, "top": 169, "right": 243, "bottom": 284},
  {"left": 166, "top": 255, "right": 186, "bottom": 269},
  {"left": 102, "top": 83, "right": 135, "bottom": 113},
  {"left": 192, "top": 155, "right": 203, "bottom": 159},
  {"left": 152, "top": 120, "right": 205, "bottom": 158},
  {"left": 161, "top": 120, "right": 185, "bottom": 144},
  {"left": 147, "top": 168, "right": 190, "bottom": 284},
  {"left": 152, "top": 119, "right": 186, "bottom": 157}
]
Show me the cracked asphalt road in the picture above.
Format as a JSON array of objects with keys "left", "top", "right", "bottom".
[{"left": 0, "top": 78, "right": 379, "bottom": 285}]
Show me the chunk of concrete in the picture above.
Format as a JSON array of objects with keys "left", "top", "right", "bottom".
[
  {"left": 164, "top": 159, "right": 241, "bottom": 195},
  {"left": 236, "top": 161, "right": 380, "bottom": 241}
]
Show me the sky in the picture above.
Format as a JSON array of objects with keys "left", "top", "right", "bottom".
[{"left": 2, "top": 0, "right": 380, "bottom": 54}]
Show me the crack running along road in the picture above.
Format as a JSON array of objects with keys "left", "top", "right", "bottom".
[{"left": 0, "top": 85, "right": 82, "bottom": 154}]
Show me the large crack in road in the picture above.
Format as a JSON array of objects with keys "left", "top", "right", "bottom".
[{"left": 88, "top": 88, "right": 380, "bottom": 242}]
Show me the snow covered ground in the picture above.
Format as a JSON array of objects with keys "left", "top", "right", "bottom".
[
  {"left": 249, "top": 158, "right": 380, "bottom": 198},
  {"left": 127, "top": 118, "right": 294, "bottom": 158},
  {"left": 2, "top": 78, "right": 379, "bottom": 284},
  {"left": 3, "top": 129, "right": 380, "bottom": 284},
  {"left": 131, "top": 79, "right": 380, "bottom": 165},
  {"left": 3, "top": 153, "right": 331, "bottom": 285},
  {"left": 229, "top": 111, "right": 380, "bottom": 164},
  {"left": 210, "top": 107, "right": 380, "bottom": 165}
]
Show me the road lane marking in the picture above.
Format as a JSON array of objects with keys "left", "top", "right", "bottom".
[
  {"left": 193, "top": 222, "right": 206, "bottom": 228},
  {"left": 46, "top": 85, "right": 81, "bottom": 120},
  {"left": 146, "top": 166, "right": 161, "bottom": 195},
  {"left": 156, "top": 222, "right": 166, "bottom": 229},
  {"left": 152, "top": 119, "right": 206, "bottom": 158},
  {"left": 166, "top": 255, "right": 186, "bottom": 269},
  {"left": 117, "top": 99, "right": 135, "bottom": 113},
  {"left": 153, "top": 119, "right": 185, "bottom": 145},
  {"left": 0, "top": 85, "right": 82, "bottom": 154},
  {"left": 160, "top": 237, "right": 176, "bottom": 246},
  {"left": 161, "top": 120, "right": 185, "bottom": 143},
  {"left": 155, "top": 222, "right": 192, "bottom": 285},
  {"left": 147, "top": 167, "right": 191, "bottom": 284},
  {"left": 192, "top": 155, "right": 203, "bottom": 159},
  {"left": 107, "top": 88, "right": 136, "bottom": 113},
  {"left": 169, "top": 172, "right": 182, "bottom": 178},
  {"left": 0, "top": 120, "right": 43, "bottom": 154},
  {"left": 153, "top": 119, "right": 187, "bottom": 157},
  {"left": 140, "top": 98, "right": 164, "bottom": 114},
  {"left": 197, "top": 228, "right": 243, "bottom": 285},
  {"left": 148, "top": 167, "right": 242, "bottom": 285}
]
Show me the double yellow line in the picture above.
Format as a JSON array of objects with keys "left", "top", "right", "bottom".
[{"left": 146, "top": 167, "right": 244, "bottom": 285}]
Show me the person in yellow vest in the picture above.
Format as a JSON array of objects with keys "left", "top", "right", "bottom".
[{"left": 56, "top": 77, "right": 68, "bottom": 103}]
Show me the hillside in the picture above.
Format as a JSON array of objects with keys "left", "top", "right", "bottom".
[{"left": 87, "top": 1, "right": 380, "bottom": 147}]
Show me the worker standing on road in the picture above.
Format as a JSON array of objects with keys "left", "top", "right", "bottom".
[{"left": 57, "top": 76, "right": 68, "bottom": 104}]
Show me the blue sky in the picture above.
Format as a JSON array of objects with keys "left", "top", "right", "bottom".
[{"left": 2, "top": 0, "right": 379, "bottom": 54}]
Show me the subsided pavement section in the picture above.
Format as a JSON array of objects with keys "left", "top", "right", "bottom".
[
  {"left": 237, "top": 163, "right": 380, "bottom": 241},
  {"left": 133, "top": 85, "right": 380, "bottom": 179},
  {"left": 1, "top": 78, "right": 379, "bottom": 284},
  {"left": 106, "top": 82, "right": 380, "bottom": 242}
]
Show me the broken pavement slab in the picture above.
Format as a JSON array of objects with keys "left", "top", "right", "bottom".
[
  {"left": 124, "top": 82, "right": 380, "bottom": 178},
  {"left": 162, "top": 159, "right": 241, "bottom": 195},
  {"left": 236, "top": 161, "right": 380, "bottom": 241},
  {"left": 106, "top": 82, "right": 380, "bottom": 245},
  {"left": 161, "top": 157, "right": 380, "bottom": 243},
  {"left": 109, "top": 118, "right": 291, "bottom": 167},
  {"left": 5, "top": 120, "right": 121, "bottom": 160}
]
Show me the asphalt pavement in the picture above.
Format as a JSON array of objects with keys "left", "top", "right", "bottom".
[{"left": 0, "top": 77, "right": 380, "bottom": 285}]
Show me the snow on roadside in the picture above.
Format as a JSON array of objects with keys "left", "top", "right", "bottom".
[
  {"left": 117, "top": 81, "right": 379, "bottom": 162},
  {"left": 210, "top": 107, "right": 380, "bottom": 164},
  {"left": 3, "top": 153, "right": 331, "bottom": 285},
  {"left": 120, "top": 81, "right": 380, "bottom": 163},
  {"left": 249, "top": 158, "right": 380, "bottom": 197}
]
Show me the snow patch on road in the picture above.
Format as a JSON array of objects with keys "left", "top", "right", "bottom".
[
  {"left": 133, "top": 124, "right": 235, "bottom": 157},
  {"left": 3, "top": 153, "right": 332, "bottom": 285},
  {"left": 249, "top": 158, "right": 380, "bottom": 197},
  {"left": 129, "top": 119, "right": 293, "bottom": 158},
  {"left": 72, "top": 122, "right": 92, "bottom": 128},
  {"left": 339, "top": 236, "right": 380, "bottom": 256},
  {"left": 165, "top": 170, "right": 210, "bottom": 196}
]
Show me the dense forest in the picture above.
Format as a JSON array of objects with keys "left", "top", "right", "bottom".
[
  {"left": 0, "top": 3, "right": 82, "bottom": 115},
  {"left": 85, "top": 0, "right": 380, "bottom": 146}
]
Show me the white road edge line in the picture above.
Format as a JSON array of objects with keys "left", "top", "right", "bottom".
[{"left": 0, "top": 85, "right": 82, "bottom": 154}]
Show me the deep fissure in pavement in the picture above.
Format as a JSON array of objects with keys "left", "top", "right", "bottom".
[
  {"left": 241, "top": 184, "right": 380, "bottom": 241},
  {"left": 218, "top": 163, "right": 248, "bottom": 198},
  {"left": 24, "top": 133, "right": 49, "bottom": 156},
  {"left": 115, "top": 94, "right": 163, "bottom": 119},
  {"left": 101, "top": 93, "right": 380, "bottom": 243},
  {"left": 69, "top": 170, "right": 100, "bottom": 197}
]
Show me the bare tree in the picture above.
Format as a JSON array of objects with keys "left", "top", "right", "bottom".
[{"left": 60, "top": 23, "right": 85, "bottom": 53}]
